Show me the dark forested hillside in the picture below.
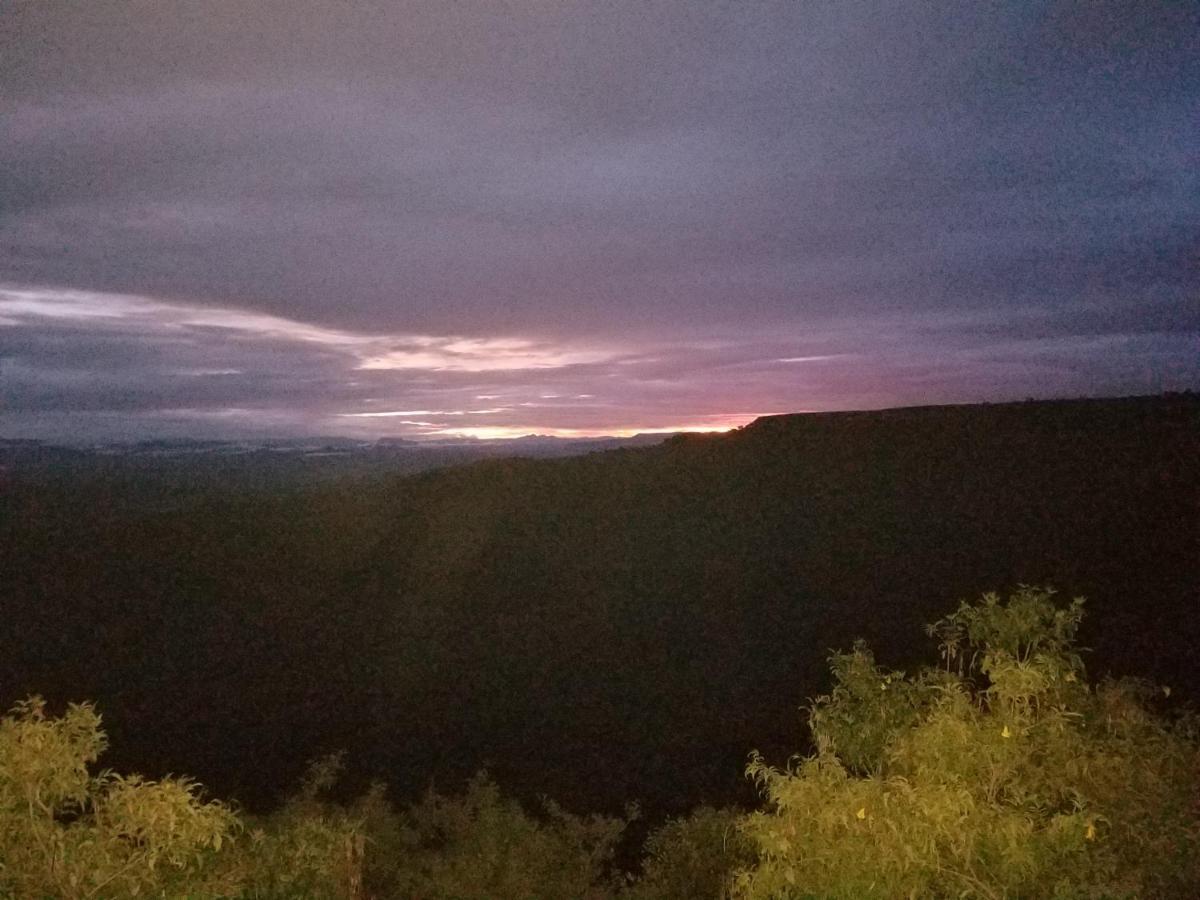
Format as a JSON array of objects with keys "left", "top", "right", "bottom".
[{"left": 2, "top": 395, "right": 1197, "bottom": 827}]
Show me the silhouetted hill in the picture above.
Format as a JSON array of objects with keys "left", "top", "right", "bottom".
[
  {"left": 0, "top": 432, "right": 673, "bottom": 504},
  {"left": 1, "top": 395, "right": 1196, "bottom": 827}
]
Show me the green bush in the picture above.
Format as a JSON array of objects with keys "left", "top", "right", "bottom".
[
  {"left": 369, "top": 772, "right": 631, "bottom": 899},
  {"left": 0, "top": 699, "right": 364, "bottom": 899},
  {"left": 733, "top": 587, "right": 1200, "bottom": 899},
  {"left": 0, "top": 696, "right": 626, "bottom": 899},
  {"left": 624, "top": 806, "right": 755, "bottom": 900},
  {"left": 232, "top": 753, "right": 367, "bottom": 899},
  {"left": 0, "top": 697, "right": 240, "bottom": 899}
]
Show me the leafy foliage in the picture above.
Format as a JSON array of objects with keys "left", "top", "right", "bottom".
[
  {"left": 0, "top": 699, "right": 629, "bottom": 899},
  {"left": 368, "top": 772, "right": 631, "bottom": 899},
  {"left": 805, "top": 640, "right": 940, "bottom": 775},
  {"left": 0, "top": 699, "right": 364, "bottom": 899},
  {"left": 734, "top": 588, "right": 1200, "bottom": 898},
  {"left": 231, "top": 753, "right": 367, "bottom": 899},
  {"left": 624, "top": 806, "right": 755, "bottom": 900},
  {"left": 0, "top": 697, "right": 240, "bottom": 899}
]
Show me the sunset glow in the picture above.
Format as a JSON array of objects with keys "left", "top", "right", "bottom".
[{"left": 419, "top": 417, "right": 758, "bottom": 441}]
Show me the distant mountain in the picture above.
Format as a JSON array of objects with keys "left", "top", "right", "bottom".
[
  {"left": 0, "top": 431, "right": 677, "bottom": 488},
  {"left": 0, "top": 432, "right": 673, "bottom": 460}
]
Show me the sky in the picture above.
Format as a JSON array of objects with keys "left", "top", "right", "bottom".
[{"left": 1, "top": 1, "right": 1197, "bottom": 442}]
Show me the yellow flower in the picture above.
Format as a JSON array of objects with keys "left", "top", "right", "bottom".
[
  {"left": 856, "top": 807, "right": 867, "bottom": 820},
  {"left": 1001, "top": 725, "right": 1012, "bottom": 739},
  {"left": 1064, "top": 672, "right": 1076, "bottom": 683},
  {"left": 1085, "top": 822, "right": 1096, "bottom": 841}
]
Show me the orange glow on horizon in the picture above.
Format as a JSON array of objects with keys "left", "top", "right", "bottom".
[{"left": 419, "top": 414, "right": 764, "bottom": 441}]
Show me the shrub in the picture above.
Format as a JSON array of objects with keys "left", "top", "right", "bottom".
[
  {"left": 0, "top": 697, "right": 240, "bottom": 899},
  {"left": 733, "top": 587, "right": 1200, "bottom": 899},
  {"left": 232, "top": 753, "right": 367, "bottom": 899},
  {"left": 625, "top": 806, "right": 755, "bottom": 899},
  {"left": 0, "top": 699, "right": 366, "bottom": 899},
  {"left": 373, "top": 772, "right": 631, "bottom": 899}
]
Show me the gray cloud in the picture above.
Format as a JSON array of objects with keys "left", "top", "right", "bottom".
[
  {"left": 1, "top": 1, "right": 1196, "bottom": 439},
  {"left": 3, "top": 285, "right": 1193, "bottom": 442}
]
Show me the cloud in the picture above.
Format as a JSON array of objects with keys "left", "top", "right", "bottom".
[
  {"left": 0, "top": 284, "right": 622, "bottom": 372},
  {"left": 2, "top": 284, "right": 1195, "bottom": 443},
  {"left": 0, "top": 2, "right": 1195, "bottom": 439}
]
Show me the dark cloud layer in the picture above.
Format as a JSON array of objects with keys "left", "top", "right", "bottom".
[{"left": 1, "top": 1, "right": 1197, "bottom": 440}]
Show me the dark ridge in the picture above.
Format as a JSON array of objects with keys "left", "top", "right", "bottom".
[{"left": 1, "top": 393, "right": 1196, "bottom": 829}]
